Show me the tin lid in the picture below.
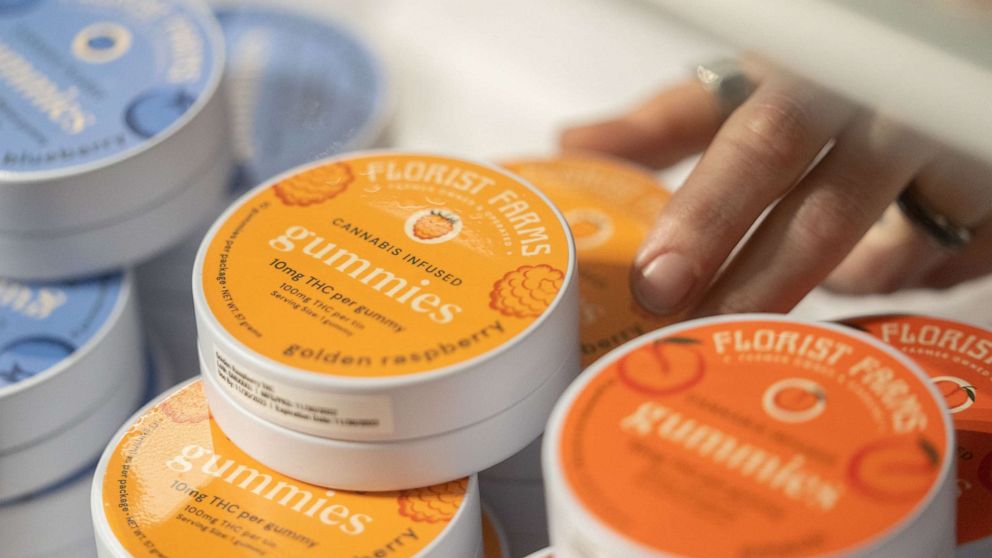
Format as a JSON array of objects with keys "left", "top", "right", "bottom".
[
  {"left": 0, "top": 348, "right": 168, "bottom": 558},
  {"left": 0, "top": 274, "right": 121, "bottom": 391},
  {"left": 0, "top": 0, "right": 219, "bottom": 174},
  {"left": 844, "top": 314, "right": 992, "bottom": 548},
  {"left": 215, "top": 5, "right": 389, "bottom": 194},
  {"left": 194, "top": 151, "right": 578, "bottom": 441},
  {"left": 0, "top": 333, "right": 145, "bottom": 501},
  {"left": 0, "top": 0, "right": 228, "bottom": 237},
  {"left": 201, "top": 345, "right": 579, "bottom": 491},
  {"left": 503, "top": 154, "right": 672, "bottom": 367},
  {"left": 0, "top": 272, "right": 140, "bottom": 451},
  {"left": 92, "top": 380, "right": 481, "bottom": 557},
  {"left": 545, "top": 315, "right": 954, "bottom": 557}
]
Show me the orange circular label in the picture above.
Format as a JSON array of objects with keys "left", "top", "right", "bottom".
[
  {"left": 503, "top": 156, "right": 672, "bottom": 366},
  {"left": 201, "top": 153, "right": 571, "bottom": 378},
  {"left": 99, "top": 381, "right": 470, "bottom": 557},
  {"left": 558, "top": 319, "right": 949, "bottom": 557},
  {"left": 846, "top": 314, "right": 992, "bottom": 545}
]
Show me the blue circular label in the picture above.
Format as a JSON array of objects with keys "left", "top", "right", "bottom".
[
  {"left": 0, "top": 0, "right": 217, "bottom": 172},
  {"left": 216, "top": 7, "right": 385, "bottom": 194},
  {"left": 0, "top": 273, "right": 123, "bottom": 388}
]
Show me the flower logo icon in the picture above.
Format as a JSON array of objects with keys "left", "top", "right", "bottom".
[
  {"left": 565, "top": 207, "right": 614, "bottom": 250},
  {"left": 72, "top": 22, "right": 133, "bottom": 63},
  {"left": 762, "top": 378, "right": 827, "bottom": 423}
]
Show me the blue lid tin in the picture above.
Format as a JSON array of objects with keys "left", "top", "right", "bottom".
[
  {"left": 0, "top": 0, "right": 217, "bottom": 173},
  {"left": 216, "top": 6, "right": 388, "bottom": 194},
  {"left": 0, "top": 271, "right": 143, "bottom": 454},
  {"left": 0, "top": 274, "right": 122, "bottom": 389},
  {"left": 0, "top": 0, "right": 231, "bottom": 281}
]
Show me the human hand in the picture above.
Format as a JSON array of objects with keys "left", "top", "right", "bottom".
[{"left": 561, "top": 60, "right": 992, "bottom": 316}]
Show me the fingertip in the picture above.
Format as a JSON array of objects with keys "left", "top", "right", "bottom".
[{"left": 629, "top": 251, "right": 697, "bottom": 316}]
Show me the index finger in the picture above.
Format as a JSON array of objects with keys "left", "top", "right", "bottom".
[{"left": 630, "top": 76, "right": 855, "bottom": 315}]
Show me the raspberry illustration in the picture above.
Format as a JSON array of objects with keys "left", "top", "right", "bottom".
[
  {"left": 159, "top": 382, "right": 210, "bottom": 424},
  {"left": 274, "top": 162, "right": 353, "bottom": 206},
  {"left": 489, "top": 264, "right": 565, "bottom": 318},
  {"left": 396, "top": 478, "right": 468, "bottom": 523},
  {"left": 413, "top": 211, "right": 458, "bottom": 240}
]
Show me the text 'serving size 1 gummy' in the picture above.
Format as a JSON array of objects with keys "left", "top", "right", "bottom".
[
  {"left": 845, "top": 315, "right": 992, "bottom": 557},
  {"left": 92, "top": 380, "right": 483, "bottom": 558},
  {"left": 0, "top": 273, "right": 144, "bottom": 501},
  {"left": 0, "top": 0, "right": 229, "bottom": 279},
  {"left": 544, "top": 316, "right": 956, "bottom": 558},
  {"left": 193, "top": 152, "right": 578, "bottom": 490}
]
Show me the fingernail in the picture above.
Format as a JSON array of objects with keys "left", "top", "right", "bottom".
[{"left": 632, "top": 252, "right": 696, "bottom": 315}]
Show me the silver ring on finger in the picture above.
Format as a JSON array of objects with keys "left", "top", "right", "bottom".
[
  {"left": 695, "top": 58, "right": 754, "bottom": 121},
  {"left": 896, "top": 185, "right": 973, "bottom": 249}
]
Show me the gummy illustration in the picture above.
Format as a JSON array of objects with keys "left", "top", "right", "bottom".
[
  {"left": 396, "top": 478, "right": 467, "bottom": 523},
  {"left": 274, "top": 162, "right": 353, "bottom": 206},
  {"left": 489, "top": 264, "right": 564, "bottom": 318},
  {"left": 413, "top": 211, "right": 458, "bottom": 241}
]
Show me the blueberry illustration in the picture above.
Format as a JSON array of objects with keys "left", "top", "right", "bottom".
[
  {"left": 124, "top": 87, "right": 196, "bottom": 138},
  {"left": 0, "top": 336, "right": 74, "bottom": 385}
]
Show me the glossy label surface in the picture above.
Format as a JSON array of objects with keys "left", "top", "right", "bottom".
[
  {"left": 202, "top": 153, "right": 570, "bottom": 377},
  {"left": 559, "top": 320, "right": 948, "bottom": 557},
  {"left": 849, "top": 314, "right": 992, "bottom": 546},
  {"left": 101, "top": 381, "right": 469, "bottom": 557},
  {"left": 0, "top": 0, "right": 215, "bottom": 172}
]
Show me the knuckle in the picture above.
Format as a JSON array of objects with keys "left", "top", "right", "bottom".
[
  {"left": 729, "top": 93, "right": 816, "bottom": 170},
  {"left": 673, "top": 195, "right": 739, "bottom": 241},
  {"left": 793, "top": 184, "right": 872, "bottom": 253}
]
